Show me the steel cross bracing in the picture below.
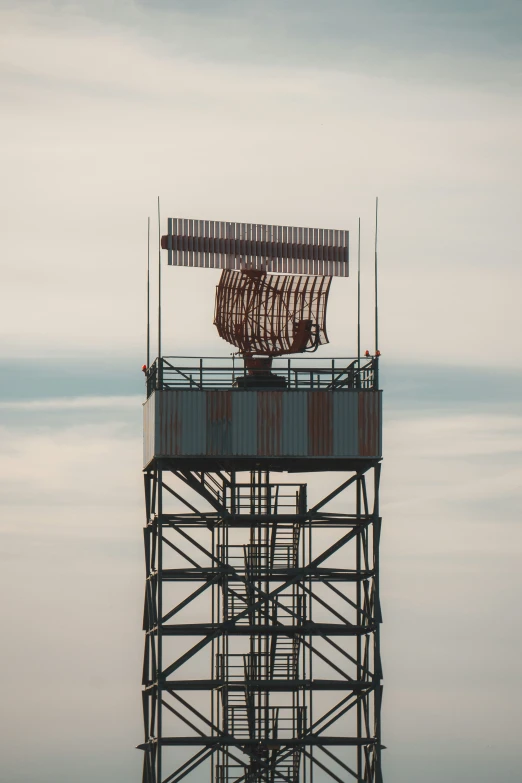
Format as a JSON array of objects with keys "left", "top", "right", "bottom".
[{"left": 141, "top": 466, "right": 383, "bottom": 783}]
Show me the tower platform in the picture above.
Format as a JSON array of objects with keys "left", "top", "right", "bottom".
[{"left": 143, "top": 356, "right": 382, "bottom": 471}]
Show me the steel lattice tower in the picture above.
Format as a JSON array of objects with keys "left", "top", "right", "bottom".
[{"left": 140, "top": 217, "right": 383, "bottom": 783}]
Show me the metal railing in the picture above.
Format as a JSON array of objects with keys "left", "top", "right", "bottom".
[
  {"left": 224, "top": 482, "right": 306, "bottom": 515},
  {"left": 145, "top": 355, "right": 378, "bottom": 396}
]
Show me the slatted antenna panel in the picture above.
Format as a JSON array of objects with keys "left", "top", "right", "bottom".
[{"left": 161, "top": 218, "right": 349, "bottom": 276}]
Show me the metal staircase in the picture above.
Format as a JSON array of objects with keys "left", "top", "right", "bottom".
[{"left": 214, "top": 476, "right": 309, "bottom": 783}]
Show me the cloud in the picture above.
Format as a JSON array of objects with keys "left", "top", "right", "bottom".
[
  {"left": 6, "top": 0, "right": 521, "bottom": 87},
  {"left": 0, "top": 416, "right": 142, "bottom": 510},
  {"left": 0, "top": 394, "right": 142, "bottom": 410},
  {"left": 383, "top": 409, "right": 522, "bottom": 534}
]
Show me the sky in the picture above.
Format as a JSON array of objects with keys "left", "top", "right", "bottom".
[{"left": 0, "top": 1, "right": 521, "bottom": 782}]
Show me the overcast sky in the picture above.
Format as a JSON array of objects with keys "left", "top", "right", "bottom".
[{"left": 1, "top": 2, "right": 521, "bottom": 782}]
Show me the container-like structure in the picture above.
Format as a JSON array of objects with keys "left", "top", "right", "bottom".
[{"left": 142, "top": 219, "right": 384, "bottom": 783}]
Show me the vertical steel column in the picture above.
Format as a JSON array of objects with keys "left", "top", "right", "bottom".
[
  {"left": 156, "top": 468, "right": 163, "bottom": 783},
  {"left": 356, "top": 474, "right": 363, "bottom": 780},
  {"left": 373, "top": 464, "right": 383, "bottom": 783}
]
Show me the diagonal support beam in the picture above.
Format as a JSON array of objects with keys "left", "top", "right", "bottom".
[
  {"left": 161, "top": 746, "right": 216, "bottom": 783},
  {"left": 161, "top": 480, "right": 210, "bottom": 521},
  {"left": 309, "top": 471, "right": 366, "bottom": 514},
  {"left": 319, "top": 746, "right": 362, "bottom": 782},
  {"left": 160, "top": 536, "right": 201, "bottom": 569},
  {"left": 162, "top": 577, "right": 219, "bottom": 624},
  {"left": 170, "top": 468, "right": 231, "bottom": 517},
  {"left": 301, "top": 748, "right": 346, "bottom": 783},
  {"left": 160, "top": 699, "right": 206, "bottom": 737}
]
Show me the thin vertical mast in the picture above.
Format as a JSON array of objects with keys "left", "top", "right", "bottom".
[
  {"left": 374, "top": 197, "right": 379, "bottom": 355},
  {"left": 158, "top": 197, "right": 162, "bottom": 363},
  {"left": 357, "top": 217, "right": 361, "bottom": 360},
  {"left": 147, "top": 217, "right": 150, "bottom": 368}
]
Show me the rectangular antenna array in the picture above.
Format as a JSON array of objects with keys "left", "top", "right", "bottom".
[{"left": 161, "top": 218, "right": 349, "bottom": 276}]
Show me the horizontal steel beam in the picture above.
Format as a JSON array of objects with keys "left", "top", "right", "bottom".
[
  {"left": 151, "top": 456, "right": 380, "bottom": 474},
  {"left": 158, "top": 623, "right": 374, "bottom": 637},
  {"left": 157, "top": 679, "right": 377, "bottom": 692},
  {"left": 158, "top": 567, "right": 375, "bottom": 582},
  {"left": 157, "top": 737, "right": 377, "bottom": 748}
]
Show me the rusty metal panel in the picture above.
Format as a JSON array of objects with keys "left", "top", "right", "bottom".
[
  {"left": 206, "top": 391, "right": 232, "bottom": 455},
  {"left": 214, "top": 270, "right": 330, "bottom": 357},
  {"left": 179, "top": 391, "right": 206, "bottom": 455},
  {"left": 147, "top": 388, "right": 381, "bottom": 461},
  {"left": 231, "top": 392, "right": 257, "bottom": 455},
  {"left": 332, "top": 391, "right": 359, "bottom": 456},
  {"left": 308, "top": 391, "right": 333, "bottom": 456},
  {"left": 257, "top": 392, "right": 282, "bottom": 456},
  {"left": 164, "top": 390, "right": 182, "bottom": 456},
  {"left": 358, "top": 391, "right": 382, "bottom": 458},
  {"left": 281, "top": 391, "right": 308, "bottom": 455}
]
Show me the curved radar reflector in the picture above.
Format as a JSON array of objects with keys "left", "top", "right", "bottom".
[{"left": 214, "top": 269, "right": 332, "bottom": 357}]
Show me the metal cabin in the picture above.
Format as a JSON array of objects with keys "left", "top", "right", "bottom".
[{"left": 143, "top": 357, "right": 382, "bottom": 470}]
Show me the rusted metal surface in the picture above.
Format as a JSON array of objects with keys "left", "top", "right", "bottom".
[
  {"left": 257, "top": 391, "right": 283, "bottom": 456},
  {"left": 162, "top": 218, "right": 349, "bottom": 277},
  {"left": 308, "top": 391, "right": 333, "bottom": 456},
  {"left": 358, "top": 391, "right": 382, "bottom": 457},
  {"left": 163, "top": 388, "right": 181, "bottom": 456},
  {"left": 214, "top": 270, "right": 331, "bottom": 357},
  {"left": 144, "top": 390, "right": 382, "bottom": 465},
  {"left": 206, "top": 391, "right": 232, "bottom": 455}
]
